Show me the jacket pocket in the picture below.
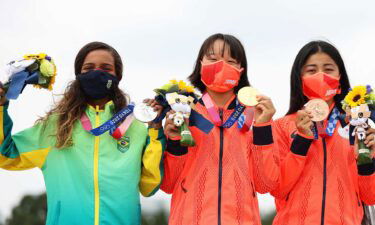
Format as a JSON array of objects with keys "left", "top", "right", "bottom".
[
  {"left": 50, "top": 201, "right": 61, "bottom": 225},
  {"left": 355, "top": 192, "right": 361, "bottom": 207},
  {"left": 181, "top": 178, "right": 188, "bottom": 193},
  {"left": 250, "top": 181, "right": 256, "bottom": 197}
]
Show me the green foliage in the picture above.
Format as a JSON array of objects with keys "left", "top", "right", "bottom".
[
  {"left": 141, "top": 209, "right": 168, "bottom": 225},
  {"left": 261, "top": 210, "right": 276, "bottom": 225},
  {"left": 5, "top": 193, "right": 47, "bottom": 225},
  {"left": 4, "top": 192, "right": 168, "bottom": 225},
  {"left": 4, "top": 192, "right": 275, "bottom": 225}
]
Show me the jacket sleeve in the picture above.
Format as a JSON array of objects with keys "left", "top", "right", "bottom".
[
  {"left": 250, "top": 122, "right": 279, "bottom": 194},
  {"left": 160, "top": 139, "right": 188, "bottom": 194},
  {"left": 270, "top": 118, "right": 313, "bottom": 199},
  {"left": 0, "top": 103, "right": 54, "bottom": 170},
  {"left": 139, "top": 128, "right": 166, "bottom": 197}
]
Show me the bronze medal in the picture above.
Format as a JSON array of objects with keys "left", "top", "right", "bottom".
[{"left": 305, "top": 99, "right": 329, "bottom": 122}]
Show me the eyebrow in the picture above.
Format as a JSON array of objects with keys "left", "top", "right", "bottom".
[
  {"left": 100, "top": 63, "right": 114, "bottom": 67},
  {"left": 304, "top": 63, "right": 335, "bottom": 67},
  {"left": 82, "top": 62, "right": 114, "bottom": 67},
  {"left": 323, "top": 63, "right": 335, "bottom": 66}
]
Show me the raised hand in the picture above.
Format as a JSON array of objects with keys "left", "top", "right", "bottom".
[
  {"left": 295, "top": 109, "right": 314, "bottom": 137},
  {"left": 254, "top": 95, "right": 276, "bottom": 124},
  {"left": 143, "top": 98, "right": 163, "bottom": 129},
  {"left": 164, "top": 110, "right": 181, "bottom": 139}
]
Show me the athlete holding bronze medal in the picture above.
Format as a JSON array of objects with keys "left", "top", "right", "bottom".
[
  {"left": 161, "top": 33, "right": 279, "bottom": 225},
  {"left": 271, "top": 41, "right": 375, "bottom": 225}
]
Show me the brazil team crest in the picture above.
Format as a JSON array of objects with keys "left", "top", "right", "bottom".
[{"left": 117, "top": 136, "right": 130, "bottom": 153}]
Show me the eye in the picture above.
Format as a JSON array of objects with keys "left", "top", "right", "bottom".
[
  {"left": 101, "top": 67, "right": 111, "bottom": 72},
  {"left": 175, "top": 98, "right": 181, "bottom": 103},
  {"left": 82, "top": 65, "right": 94, "bottom": 72},
  {"left": 358, "top": 112, "right": 363, "bottom": 118}
]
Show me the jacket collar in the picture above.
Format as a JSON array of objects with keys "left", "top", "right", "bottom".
[{"left": 198, "top": 96, "right": 237, "bottom": 110}]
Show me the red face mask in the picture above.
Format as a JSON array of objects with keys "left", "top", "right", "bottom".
[
  {"left": 302, "top": 72, "right": 341, "bottom": 101},
  {"left": 200, "top": 60, "right": 243, "bottom": 92}
]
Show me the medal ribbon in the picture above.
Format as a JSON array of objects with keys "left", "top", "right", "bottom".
[
  {"left": 202, "top": 93, "right": 246, "bottom": 129},
  {"left": 312, "top": 107, "right": 341, "bottom": 139},
  {"left": 238, "top": 107, "right": 255, "bottom": 132},
  {"left": 80, "top": 103, "right": 135, "bottom": 137},
  {"left": 110, "top": 114, "right": 135, "bottom": 139}
]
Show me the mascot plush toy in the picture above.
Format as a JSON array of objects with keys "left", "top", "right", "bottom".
[
  {"left": 154, "top": 80, "right": 199, "bottom": 147},
  {"left": 342, "top": 85, "right": 375, "bottom": 165}
]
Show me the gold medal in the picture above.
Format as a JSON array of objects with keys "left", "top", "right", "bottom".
[
  {"left": 238, "top": 86, "right": 260, "bottom": 106},
  {"left": 305, "top": 99, "right": 329, "bottom": 122}
]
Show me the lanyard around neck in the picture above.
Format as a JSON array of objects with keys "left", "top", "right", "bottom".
[
  {"left": 80, "top": 103, "right": 135, "bottom": 139},
  {"left": 201, "top": 93, "right": 250, "bottom": 129}
]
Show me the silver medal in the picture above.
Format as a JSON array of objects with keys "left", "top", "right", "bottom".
[{"left": 133, "top": 102, "right": 158, "bottom": 123}]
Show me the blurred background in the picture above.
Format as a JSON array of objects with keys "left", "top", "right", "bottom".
[{"left": 0, "top": 0, "right": 374, "bottom": 224}]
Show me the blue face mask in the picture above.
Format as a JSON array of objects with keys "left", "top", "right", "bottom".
[{"left": 77, "top": 69, "right": 119, "bottom": 100}]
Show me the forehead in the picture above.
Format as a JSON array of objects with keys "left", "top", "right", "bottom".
[
  {"left": 83, "top": 49, "right": 114, "bottom": 64},
  {"left": 304, "top": 52, "right": 337, "bottom": 66},
  {"left": 206, "top": 39, "right": 231, "bottom": 55}
]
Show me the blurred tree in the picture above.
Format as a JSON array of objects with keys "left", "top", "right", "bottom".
[
  {"left": 4, "top": 192, "right": 273, "bottom": 225},
  {"left": 142, "top": 209, "right": 168, "bottom": 225},
  {"left": 5, "top": 193, "right": 46, "bottom": 225},
  {"left": 261, "top": 210, "right": 276, "bottom": 225},
  {"left": 4, "top": 192, "right": 169, "bottom": 225}
]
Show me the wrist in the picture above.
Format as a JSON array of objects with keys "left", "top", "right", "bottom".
[
  {"left": 148, "top": 122, "right": 162, "bottom": 129},
  {"left": 255, "top": 117, "right": 272, "bottom": 125}
]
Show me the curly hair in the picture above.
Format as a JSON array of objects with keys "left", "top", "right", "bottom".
[{"left": 38, "top": 42, "right": 129, "bottom": 148}]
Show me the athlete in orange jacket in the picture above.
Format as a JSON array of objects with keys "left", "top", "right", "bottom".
[
  {"left": 271, "top": 40, "right": 375, "bottom": 225},
  {"left": 161, "top": 33, "right": 279, "bottom": 225}
]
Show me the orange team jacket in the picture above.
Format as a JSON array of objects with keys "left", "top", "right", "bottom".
[
  {"left": 271, "top": 113, "right": 375, "bottom": 225},
  {"left": 161, "top": 98, "right": 279, "bottom": 225}
]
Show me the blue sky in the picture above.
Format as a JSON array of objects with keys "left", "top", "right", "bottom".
[{"left": 0, "top": 0, "right": 375, "bottom": 220}]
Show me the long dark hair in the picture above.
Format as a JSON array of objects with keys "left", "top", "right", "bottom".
[
  {"left": 286, "top": 40, "right": 351, "bottom": 115},
  {"left": 188, "top": 33, "right": 250, "bottom": 94},
  {"left": 40, "top": 41, "right": 129, "bottom": 148}
]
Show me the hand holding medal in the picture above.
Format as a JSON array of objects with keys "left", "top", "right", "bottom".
[
  {"left": 136, "top": 99, "right": 162, "bottom": 128},
  {"left": 304, "top": 99, "right": 330, "bottom": 122},
  {"left": 238, "top": 86, "right": 276, "bottom": 125},
  {"left": 1, "top": 53, "right": 57, "bottom": 102},
  {"left": 296, "top": 99, "right": 329, "bottom": 138}
]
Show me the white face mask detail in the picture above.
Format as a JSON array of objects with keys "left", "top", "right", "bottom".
[{"left": 107, "top": 80, "right": 113, "bottom": 89}]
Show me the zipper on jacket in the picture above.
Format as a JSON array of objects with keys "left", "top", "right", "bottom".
[
  {"left": 355, "top": 192, "right": 361, "bottom": 206},
  {"left": 320, "top": 138, "right": 327, "bottom": 225},
  {"left": 250, "top": 181, "right": 256, "bottom": 197},
  {"left": 94, "top": 108, "right": 100, "bottom": 225},
  {"left": 218, "top": 109, "right": 224, "bottom": 225}
]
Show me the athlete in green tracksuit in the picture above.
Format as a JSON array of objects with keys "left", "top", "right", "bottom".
[{"left": 0, "top": 42, "right": 165, "bottom": 225}]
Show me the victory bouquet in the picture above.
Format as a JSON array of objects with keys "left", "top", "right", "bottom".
[
  {"left": 2, "top": 53, "right": 56, "bottom": 100},
  {"left": 342, "top": 85, "right": 375, "bottom": 165}
]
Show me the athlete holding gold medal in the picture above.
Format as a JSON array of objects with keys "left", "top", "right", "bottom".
[{"left": 161, "top": 33, "right": 279, "bottom": 225}]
